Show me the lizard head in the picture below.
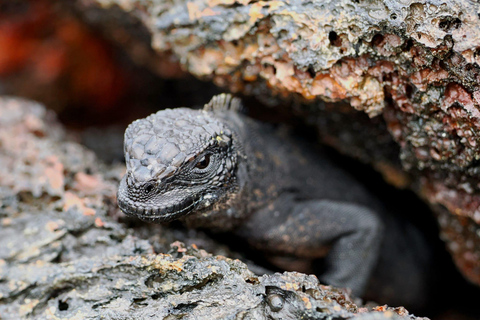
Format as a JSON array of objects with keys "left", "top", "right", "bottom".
[{"left": 117, "top": 94, "right": 242, "bottom": 223}]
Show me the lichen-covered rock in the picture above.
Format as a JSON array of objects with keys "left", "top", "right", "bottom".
[
  {"left": 0, "top": 98, "right": 431, "bottom": 318},
  {"left": 0, "top": 245, "right": 426, "bottom": 320},
  {"left": 73, "top": 0, "right": 480, "bottom": 287}
]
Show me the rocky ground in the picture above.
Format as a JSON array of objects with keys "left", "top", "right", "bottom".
[
  {"left": 0, "top": 97, "right": 432, "bottom": 319},
  {"left": 2, "top": 0, "right": 480, "bottom": 318},
  {"left": 72, "top": 0, "right": 480, "bottom": 288}
]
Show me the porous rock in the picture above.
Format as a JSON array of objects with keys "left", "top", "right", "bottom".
[
  {"left": 0, "top": 98, "right": 429, "bottom": 319},
  {"left": 74, "top": 0, "right": 480, "bottom": 287}
]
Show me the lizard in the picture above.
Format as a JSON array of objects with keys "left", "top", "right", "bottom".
[{"left": 117, "top": 94, "right": 433, "bottom": 303}]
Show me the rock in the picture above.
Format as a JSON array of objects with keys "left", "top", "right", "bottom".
[
  {"left": 71, "top": 0, "right": 480, "bottom": 288},
  {"left": 0, "top": 245, "right": 426, "bottom": 320},
  {"left": 0, "top": 97, "right": 429, "bottom": 319}
]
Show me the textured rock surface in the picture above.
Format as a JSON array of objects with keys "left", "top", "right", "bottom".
[
  {"left": 0, "top": 245, "right": 424, "bottom": 320},
  {"left": 0, "top": 98, "right": 431, "bottom": 319},
  {"left": 74, "top": 0, "right": 480, "bottom": 287}
]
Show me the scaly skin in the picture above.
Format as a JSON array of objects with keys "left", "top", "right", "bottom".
[
  {"left": 117, "top": 94, "right": 432, "bottom": 304},
  {"left": 117, "top": 94, "right": 244, "bottom": 229}
]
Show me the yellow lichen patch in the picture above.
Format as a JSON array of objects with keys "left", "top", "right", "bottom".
[
  {"left": 284, "top": 282, "right": 298, "bottom": 290},
  {"left": 187, "top": 2, "right": 200, "bottom": 21},
  {"left": 207, "top": 265, "right": 219, "bottom": 273},
  {"left": 248, "top": 2, "right": 265, "bottom": 25},
  {"left": 207, "top": 0, "right": 233, "bottom": 5},
  {"left": 19, "top": 299, "right": 40, "bottom": 317},
  {"left": 187, "top": 2, "right": 221, "bottom": 21},
  {"left": 35, "top": 260, "right": 47, "bottom": 267},
  {"left": 63, "top": 191, "right": 96, "bottom": 216},
  {"left": 350, "top": 76, "right": 385, "bottom": 116},
  {"left": 301, "top": 296, "right": 312, "bottom": 309},
  {"left": 266, "top": 1, "right": 286, "bottom": 12},
  {"left": 152, "top": 255, "right": 185, "bottom": 273}
]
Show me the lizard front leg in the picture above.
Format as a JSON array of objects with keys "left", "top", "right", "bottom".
[{"left": 236, "top": 194, "right": 384, "bottom": 296}]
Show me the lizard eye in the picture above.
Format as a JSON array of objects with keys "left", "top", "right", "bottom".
[
  {"left": 195, "top": 154, "right": 211, "bottom": 170},
  {"left": 144, "top": 183, "right": 154, "bottom": 194}
]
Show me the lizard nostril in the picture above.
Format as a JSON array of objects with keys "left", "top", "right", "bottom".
[{"left": 127, "top": 175, "right": 134, "bottom": 187}]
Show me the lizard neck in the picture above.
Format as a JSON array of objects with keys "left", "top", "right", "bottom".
[{"left": 215, "top": 110, "right": 286, "bottom": 209}]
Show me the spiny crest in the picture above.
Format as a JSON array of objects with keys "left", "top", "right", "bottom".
[{"left": 203, "top": 93, "right": 243, "bottom": 112}]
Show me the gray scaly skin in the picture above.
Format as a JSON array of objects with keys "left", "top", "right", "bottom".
[{"left": 117, "top": 94, "right": 431, "bottom": 302}]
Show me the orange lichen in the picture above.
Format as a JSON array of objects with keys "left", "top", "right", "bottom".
[
  {"left": 73, "top": 172, "right": 107, "bottom": 196},
  {"left": 301, "top": 296, "right": 312, "bottom": 309},
  {"left": 63, "top": 191, "right": 96, "bottom": 216},
  {"left": 372, "top": 305, "right": 388, "bottom": 312},
  {"left": 94, "top": 217, "right": 105, "bottom": 228},
  {"left": 44, "top": 155, "right": 65, "bottom": 193}
]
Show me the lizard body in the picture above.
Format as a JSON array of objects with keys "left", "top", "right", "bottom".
[{"left": 117, "top": 94, "right": 430, "bottom": 303}]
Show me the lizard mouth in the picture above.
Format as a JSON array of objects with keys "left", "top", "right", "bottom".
[{"left": 117, "top": 193, "right": 202, "bottom": 222}]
